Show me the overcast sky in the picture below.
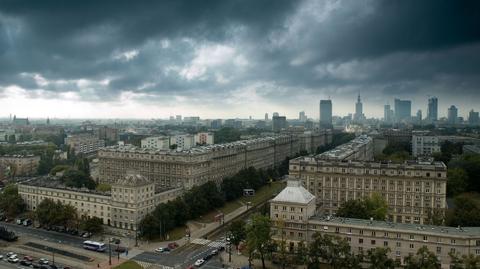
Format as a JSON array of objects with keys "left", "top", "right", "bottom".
[{"left": 0, "top": 0, "right": 479, "bottom": 119}]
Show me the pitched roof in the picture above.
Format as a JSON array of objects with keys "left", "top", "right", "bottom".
[{"left": 271, "top": 180, "right": 315, "bottom": 204}]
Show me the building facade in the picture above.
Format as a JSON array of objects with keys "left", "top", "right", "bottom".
[
  {"left": 394, "top": 99, "right": 412, "bottom": 123},
  {"left": 447, "top": 105, "right": 458, "bottom": 125},
  {"left": 316, "top": 135, "right": 373, "bottom": 161},
  {"left": 98, "top": 135, "right": 300, "bottom": 189},
  {"left": 427, "top": 97, "right": 438, "bottom": 123},
  {"left": 170, "top": 134, "right": 195, "bottom": 150},
  {"left": 288, "top": 158, "right": 447, "bottom": 225},
  {"left": 412, "top": 133, "right": 441, "bottom": 157},
  {"left": 270, "top": 182, "right": 479, "bottom": 268},
  {"left": 18, "top": 173, "right": 182, "bottom": 230},
  {"left": 0, "top": 155, "right": 40, "bottom": 177},
  {"left": 194, "top": 132, "right": 214, "bottom": 145},
  {"left": 65, "top": 134, "right": 105, "bottom": 155},
  {"left": 319, "top": 100, "right": 333, "bottom": 129},
  {"left": 141, "top": 136, "right": 171, "bottom": 150}
]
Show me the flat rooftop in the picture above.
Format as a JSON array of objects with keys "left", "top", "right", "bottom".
[
  {"left": 19, "top": 176, "right": 110, "bottom": 196},
  {"left": 310, "top": 216, "right": 480, "bottom": 237},
  {"left": 316, "top": 135, "right": 372, "bottom": 160}
]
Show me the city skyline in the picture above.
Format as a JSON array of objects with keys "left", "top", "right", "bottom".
[{"left": 0, "top": 0, "right": 479, "bottom": 119}]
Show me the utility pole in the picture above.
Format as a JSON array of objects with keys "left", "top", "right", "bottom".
[{"left": 109, "top": 241, "right": 112, "bottom": 265}]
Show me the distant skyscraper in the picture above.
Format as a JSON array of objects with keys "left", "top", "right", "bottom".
[
  {"left": 299, "top": 111, "right": 307, "bottom": 122},
  {"left": 469, "top": 110, "right": 479, "bottom": 126},
  {"left": 384, "top": 104, "right": 393, "bottom": 123},
  {"left": 176, "top": 115, "right": 182, "bottom": 121},
  {"left": 394, "top": 98, "right": 412, "bottom": 122},
  {"left": 273, "top": 112, "right": 279, "bottom": 117},
  {"left": 272, "top": 116, "right": 287, "bottom": 132},
  {"left": 416, "top": 109, "right": 422, "bottom": 122},
  {"left": 319, "top": 100, "right": 332, "bottom": 128},
  {"left": 427, "top": 97, "right": 438, "bottom": 123},
  {"left": 354, "top": 94, "right": 363, "bottom": 121},
  {"left": 447, "top": 105, "right": 458, "bottom": 125},
  {"left": 265, "top": 113, "right": 269, "bottom": 121}
]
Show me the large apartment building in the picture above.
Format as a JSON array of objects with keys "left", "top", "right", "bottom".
[
  {"left": 270, "top": 181, "right": 480, "bottom": 269},
  {"left": 65, "top": 134, "right": 105, "bottom": 155},
  {"left": 412, "top": 132, "right": 441, "bottom": 157},
  {"left": 18, "top": 172, "right": 182, "bottom": 230},
  {"left": 98, "top": 135, "right": 300, "bottom": 189},
  {"left": 0, "top": 155, "right": 41, "bottom": 177},
  {"left": 289, "top": 157, "right": 447, "bottom": 224},
  {"left": 316, "top": 135, "right": 373, "bottom": 161}
]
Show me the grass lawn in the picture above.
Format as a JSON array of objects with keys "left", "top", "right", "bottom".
[
  {"left": 195, "top": 181, "right": 286, "bottom": 223},
  {"left": 113, "top": 260, "right": 142, "bottom": 269}
]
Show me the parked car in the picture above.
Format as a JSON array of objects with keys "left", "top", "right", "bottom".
[
  {"left": 39, "top": 258, "right": 49, "bottom": 265},
  {"left": 15, "top": 218, "right": 24, "bottom": 225},
  {"left": 211, "top": 249, "right": 218, "bottom": 256},
  {"left": 203, "top": 253, "right": 213, "bottom": 261},
  {"left": 7, "top": 257, "right": 19, "bottom": 263},
  {"left": 6, "top": 252, "right": 15, "bottom": 257},
  {"left": 24, "top": 256, "right": 34, "bottom": 261},
  {"left": 168, "top": 242, "right": 178, "bottom": 249},
  {"left": 20, "top": 260, "right": 32, "bottom": 266},
  {"left": 23, "top": 219, "right": 32, "bottom": 226},
  {"left": 194, "top": 259, "right": 205, "bottom": 267},
  {"left": 154, "top": 247, "right": 170, "bottom": 253},
  {"left": 31, "top": 263, "right": 41, "bottom": 268},
  {"left": 81, "top": 232, "right": 91, "bottom": 238},
  {"left": 217, "top": 245, "right": 225, "bottom": 251}
]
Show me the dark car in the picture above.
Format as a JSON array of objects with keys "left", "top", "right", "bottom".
[
  {"left": 20, "top": 260, "right": 30, "bottom": 265},
  {"left": 31, "top": 263, "right": 41, "bottom": 268},
  {"left": 168, "top": 242, "right": 179, "bottom": 249},
  {"left": 217, "top": 245, "right": 225, "bottom": 251},
  {"left": 203, "top": 253, "right": 213, "bottom": 261}
]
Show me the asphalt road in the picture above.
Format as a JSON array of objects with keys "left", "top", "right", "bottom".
[
  {"left": 133, "top": 241, "right": 226, "bottom": 269},
  {"left": 0, "top": 222, "right": 86, "bottom": 249}
]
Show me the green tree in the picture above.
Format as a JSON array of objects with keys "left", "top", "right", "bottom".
[
  {"left": 336, "top": 199, "right": 369, "bottom": 219},
  {"left": 337, "top": 192, "right": 387, "bottom": 221},
  {"left": 96, "top": 183, "right": 112, "bottom": 192},
  {"left": 450, "top": 252, "right": 480, "bottom": 269},
  {"left": 366, "top": 247, "right": 399, "bottom": 269},
  {"left": 365, "top": 192, "right": 388, "bottom": 220},
  {"left": 293, "top": 241, "right": 308, "bottom": 265},
  {"left": 61, "top": 169, "right": 96, "bottom": 189},
  {"left": 229, "top": 220, "right": 246, "bottom": 247},
  {"left": 308, "top": 233, "right": 362, "bottom": 269},
  {"left": 81, "top": 216, "right": 104, "bottom": 234},
  {"left": 0, "top": 185, "right": 26, "bottom": 217},
  {"left": 404, "top": 246, "right": 440, "bottom": 269},
  {"left": 75, "top": 157, "right": 90, "bottom": 176},
  {"left": 446, "top": 193, "right": 480, "bottom": 227},
  {"left": 49, "top": 165, "right": 72, "bottom": 175},
  {"left": 447, "top": 168, "right": 468, "bottom": 197},
  {"left": 246, "top": 214, "right": 272, "bottom": 269}
]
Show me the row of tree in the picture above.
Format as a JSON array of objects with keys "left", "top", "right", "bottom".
[
  {"left": 139, "top": 166, "right": 273, "bottom": 239},
  {"left": 35, "top": 198, "right": 103, "bottom": 234}
]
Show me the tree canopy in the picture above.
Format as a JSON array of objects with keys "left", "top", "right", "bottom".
[
  {"left": 0, "top": 185, "right": 26, "bottom": 217},
  {"left": 403, "top": 246, "right": 440, "bottom": 269},
  {"left": 337, "top": 193, "right": 388, "bottom": 221}
]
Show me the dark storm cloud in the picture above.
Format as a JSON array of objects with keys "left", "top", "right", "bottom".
[{"left": 0, "top": 0, "right": 479, "bottom": 116}]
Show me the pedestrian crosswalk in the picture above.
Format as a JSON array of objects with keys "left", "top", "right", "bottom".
[
  {"left": 191, "top": 238, "right": 226, "bottom": 249},
  {"left": 191, "top": 238, "right": 211, "bottom": 245},
  {"left": 207, "top": 241, "right": 226, "bottom": 249},
  {"left": 135, "top": 260, "right": 153, "bottom": 269}
]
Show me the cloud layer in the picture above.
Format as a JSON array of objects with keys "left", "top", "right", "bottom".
[{"left": 0, "top": 0, "right": 479, "bottom": 118}]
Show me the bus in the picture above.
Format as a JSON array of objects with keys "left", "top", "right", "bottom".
[{"left": 83, "top": 241, "right": 106, "bottom": 252}]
